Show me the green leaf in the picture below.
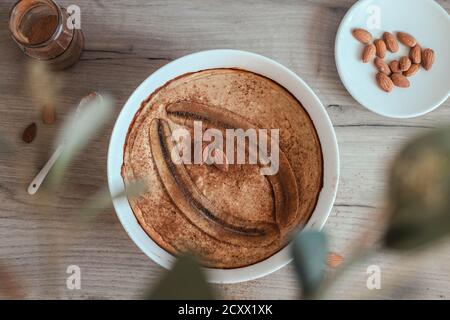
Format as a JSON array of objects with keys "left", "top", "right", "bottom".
[
  {"left": 292, "top": 230, "right": 327, "bottom": 299},
  {"left": 49, "top": 94, "right": 113, "bottom": 187},
  {"left": 147, "top": 255, "right": 214, "bottom": 300},
  {"left": 384, "top": 127, "right": 450, "bottom": 250},
  {"left": 78, "top": 179, "right": 148, "bottom": 222},
  {"left": 27, "top": 61, "right": 64, "bottom": 108}
]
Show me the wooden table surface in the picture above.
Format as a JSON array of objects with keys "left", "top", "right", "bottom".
[{"left": 0, "top": 0, "right": 449, "bottom": 300}]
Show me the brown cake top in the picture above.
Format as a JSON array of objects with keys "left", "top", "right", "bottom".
[{"left": 122, "top": 68, "right": 323, "bottom": 269}]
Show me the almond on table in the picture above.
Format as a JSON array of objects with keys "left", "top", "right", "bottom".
[
  {"left": 409, "top": 45, "right": 422, "bottom": 64},
  {"left": 327, "top": 253, "right": 344, "bottom": 268},
  {"left": 352, "top": 28, "right": 372, "bottom": 44},
  {"left": 399, "top": 56, "right": 412, "bottom": 72},
  {"left": 404, "top": 64, "right": 420, "bottom": 77},
  {"left": 391, "top": 73, "right": 410, "bottom": 88},
  {"left": 374, "top": 57, "right": 391, "bottom": 75},
  {"left": 362, "top": 44, "right": 376, "bottom": 63},
  {"left": 350, "top": 28, "right": 435, "bottom": 94},
  {"left": 22, "top": 123, "right": 37, "bottom": 143},
  {"left": 389, "top": 60, "right": 401, "bottom": 73},
  {"left": 376, "top": 72, "right": 394, "bottom": 93},
  {"left": 42, "top": 104, "right": 56, "bottom": 125},
  {"left": 397, "top": 32, "right": 417, "bottom": 47},
  {"left": 383, "top": 32, "right": 399, "bottom": 53},
  {"left": 422, "top": 48, "right": 435, "bottom": 70},
  {"left": 374, "top": 39, "right": 387, "bottom": 58}
]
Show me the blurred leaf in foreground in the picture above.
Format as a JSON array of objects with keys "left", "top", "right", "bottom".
[
  {"left": 0, "top": 262, "right": 25, "bottom": 299},
  {"left": 292, "top": 230, "right": 327, "bottom": 299},
  {"left": 384, "top": 127, "right": 450, "bottom": 250},
  {"left": 49, "top": 93, "right": 113, "bottom": 187},
  {"left": 79, "top": 179, "right": 148, "bottom": 222},
  {"left": 27, "top": 61, "right": 63, "bottom": 108},
  {"left": 146, "top": 255, "right": 214, "bottom": 300}
]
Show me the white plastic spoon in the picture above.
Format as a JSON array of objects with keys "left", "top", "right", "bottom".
[
  {"left": 27, "top": 145, "right": 64, "bottom": 195},
  {"left": 27, "top": 92, "right": 100, "bottom": 195}
]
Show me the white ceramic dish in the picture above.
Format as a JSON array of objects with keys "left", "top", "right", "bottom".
[
  {"left": 107, "top": 49, "right": 339, "bottom": 283},
  {"left": 336, "top": 0, "right": 450, "bottom": 118}
]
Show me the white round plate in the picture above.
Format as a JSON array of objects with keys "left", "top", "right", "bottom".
[
  {"left": 107, "top": 50, "right": 339, "bottom": 283},
  {"left": 336, "top": 0, "right": 450, "bottom": 118}
]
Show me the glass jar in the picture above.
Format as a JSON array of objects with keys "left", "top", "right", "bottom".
[{"left": 9, "top": 0, "right": 84, "bottom": 70}]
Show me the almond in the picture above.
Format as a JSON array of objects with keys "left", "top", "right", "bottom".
[
  {"left": 352, "top": 28, "right": 372, "bottom": 44},
  {"left": 391, "top": 73, "right": 410, "bottom": 88},
  {"left": 22, "top": 123, "right": 37, "bottom": 143},
  {"left": 374, "top": 57, "right": 391, "bottom": 75},
  {"left": 383, "top": 32, "right": 399, "bottom": 53},
  {"left": 376, "top": 72, "right": 394, "bottom": 92},
  {"left": 403, "top": 64, "right": 420, "bottom": 77},
  {"left": 389, "top": 60, "right": 401, "bottom": 73},
  {"left": 422, "top": 48, "right": 435, "bottom": 71},
  {"left": 374, "top": 39, "right": 387, "bottom": 58},
  {"left": 399, "top": 56, "right": 412, "bottom": 71},
  {"left": 42, "top": 104, "right": 56, "bottom": 125},
  {"left": 362, "top": 44, "right": 376, "bottom": 63},
  {"left": 397, "top": 32, "right": 417, "bottom": 47},
  {"left": 409, "top": 44, "right": 422, "bottom": 64},
  {"left": 327, "top": 252, "right": 344, "bottom": 268}
]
